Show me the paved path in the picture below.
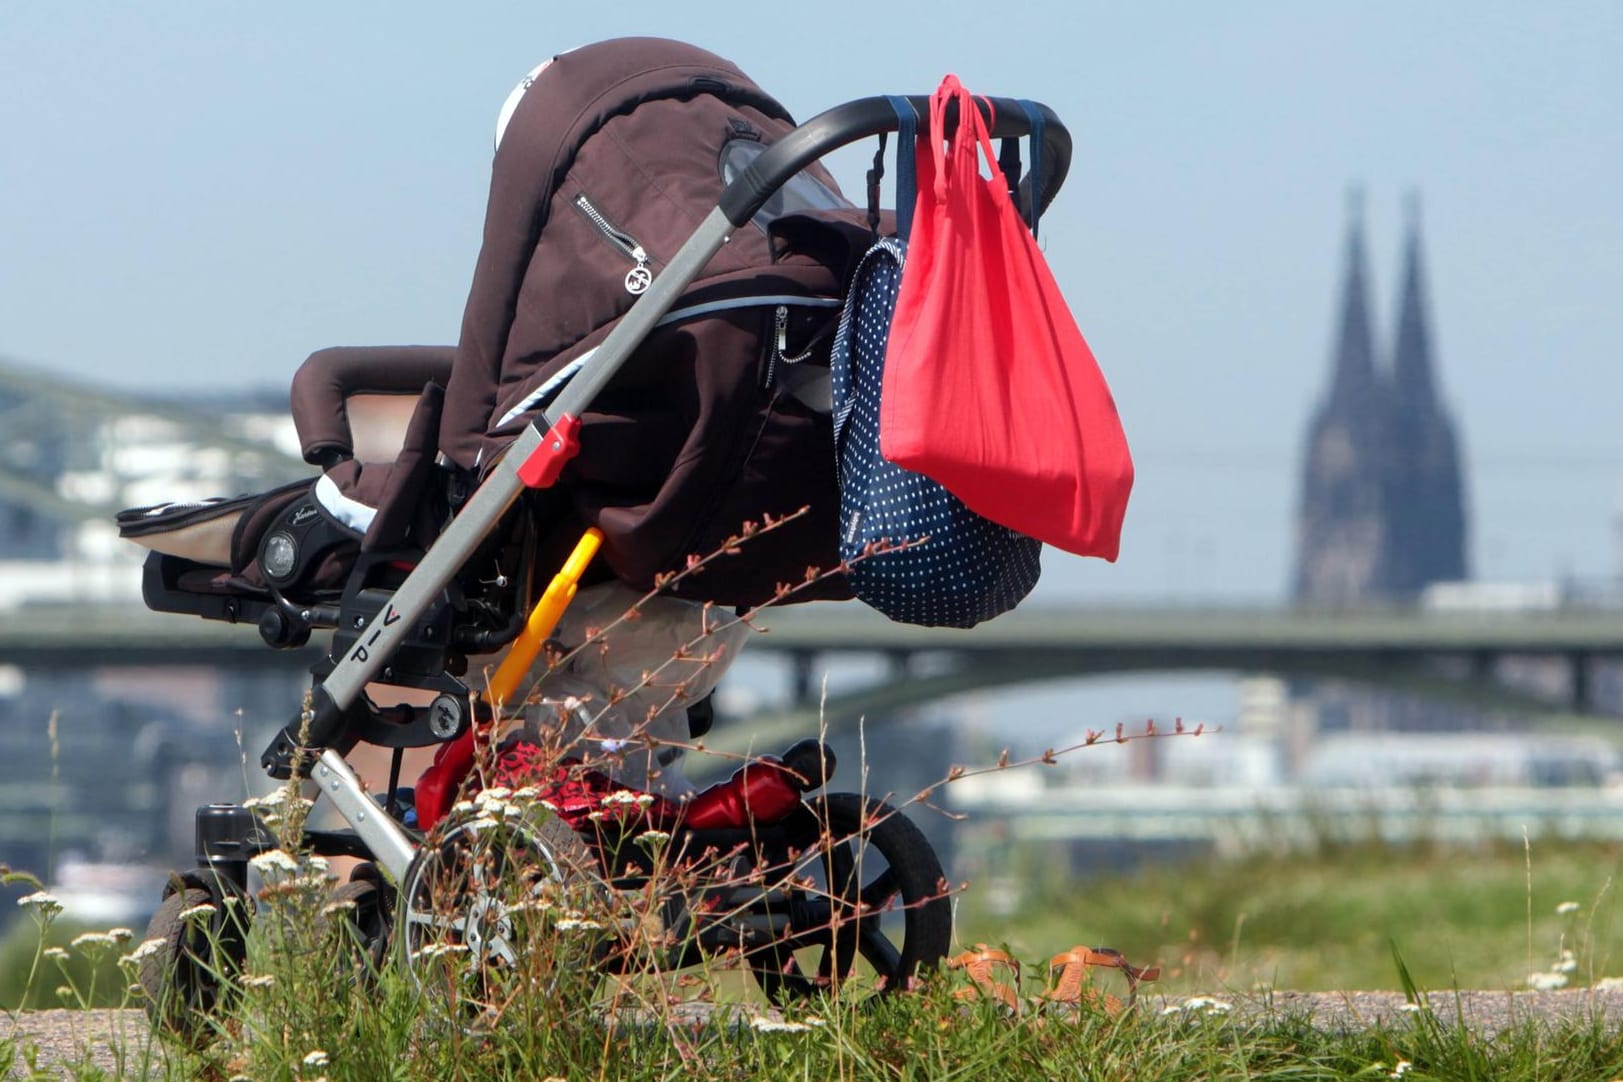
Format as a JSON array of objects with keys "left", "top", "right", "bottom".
[{"left": 7, "top": 991, "right": 1623, "bottom": 1078}]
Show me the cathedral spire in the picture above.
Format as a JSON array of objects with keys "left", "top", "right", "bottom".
[
  {"left": 1329, "top": 187, "right": 1379, "bottom": 404},
  {"left": 1392, "top": 190, "right": 1437, "bottom": 409}
]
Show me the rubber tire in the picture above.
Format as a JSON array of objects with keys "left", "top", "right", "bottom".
[
  {"left": 138, "top": 885, "right": 247, "bottom": 1042},
  {"left": 329, "top": 876, "right": 391, "bottom": 978},
  {"left": 750, "top": 793, "right": 952, "bottom": 1001}
]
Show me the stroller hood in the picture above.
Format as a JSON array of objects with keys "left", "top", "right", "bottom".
[
  {"left": 443, "top": 36, "right": 848, "bottom": 469},
  {"left": 442, "top": 38, "right": 869, "bottom": 605}
]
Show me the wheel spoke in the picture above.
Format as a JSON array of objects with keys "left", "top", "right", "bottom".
[
  {"left": 859, "top": 868, "right": 898, "bottom": 910},
  {"left": 404, "top": 909, "right": 460, "bottom": 936},
  {"left": 485, "top": 935, "right": 519, "bottom": 967},
  {"left": 857, "top": 921, "right": 903, "bottom": 978}
]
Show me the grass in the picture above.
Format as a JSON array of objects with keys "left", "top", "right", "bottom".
[
  {"left": 954, "top": 833, "right": 1623, "bottom": 994},
  {"left": 8, "top": 830, "right": 1623, "bottom": 1080}
]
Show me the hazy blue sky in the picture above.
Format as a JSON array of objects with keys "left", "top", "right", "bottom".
[{"left": 3, "top": 1, "right": 1620, "bottom": 631}]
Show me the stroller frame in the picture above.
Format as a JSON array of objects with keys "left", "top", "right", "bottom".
[
  {"left": 150, "top": 92, "right": 1072, "bottom": 1022},
  {"left": 253, "top": 91, "right": 1070, "bottom": 886}
]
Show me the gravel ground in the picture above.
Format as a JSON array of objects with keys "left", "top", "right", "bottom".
[
  {"left": 6, "top": 991, "right": 1623, "bottom": 1078},
  {"left": 1, "top": 1010, "right": 167, "bottom": 1079}
]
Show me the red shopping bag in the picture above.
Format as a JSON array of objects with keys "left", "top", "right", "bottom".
[{"left": 881, "top": 76, "right": 1133, "bottom": 559}]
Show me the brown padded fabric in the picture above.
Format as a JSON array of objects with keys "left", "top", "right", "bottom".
[
  {"left": 291, "top": 345, "right": 455, "bottom": 466},
  {"left": 440, "top": 37, "right": 810, "bottom": 470}
]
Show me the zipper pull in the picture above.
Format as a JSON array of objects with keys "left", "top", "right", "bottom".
[
  {"left": 625, "top": 248, "right": 651, "bottom": 295},
  {"left": 764, "top": 305, "right": 787, "bottom": 388}
]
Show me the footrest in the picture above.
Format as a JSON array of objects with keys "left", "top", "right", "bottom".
[{"left": 142, "top": 551, "right": 274, "bottom": 625}]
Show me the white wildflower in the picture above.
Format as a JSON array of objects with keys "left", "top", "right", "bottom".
[
  {"left": 302, "top": 1050, "right": 329, "bottom": 1069},
  {"left": 321, "top": 898, "right": 357, "bottom": 916},
  {"left": 42, "top": 947, "right": 69, "bottom": 963},
  {"left": 243, "top": 788, "right": 311, "bottom": 811},
  {"left": 1527, "top": 970, "right": 1569, "bottom": 991},
  {"left": 1594, "top": 976, "right": 1623, "bottom": 991},
  {"left": 602, "top": 789, "right": 656, "bottom": 808},
  {"left": 749, "top": 1015, "right": 813, "bottom": 1032},
  {"left": 1556, "top": 901, "right": 1581, "bottom": 916},
  {"left": 71, "top": 931, "right": 118, "bottom": 951},
  {"left": 178, "top": 902, "right": 216, "bottom": 922},
  {"left": 122, "top": 938, "right": 166, "bottom": 965},
  {"left": 418, "top": 942, "right": 470, "bottom": 959},
  {"left": 17, "top": 891, "right": 62, "bottom": 916},
  {"left": 556, "top": 917, "right": 605, "bottom": 932},
  {"left": 1557, "top": 949, "right": 1579, "bottom": 974},
  {"left": 1163, "top": 995, "right": 1232, "bottom": 1016},
  {"left": 250, "top": 849, "right": 301, "bottom": 876},
  {"left": 477, "top": 786, "right": 513, "bottom": 803},
  {"left": 511, "top": 786, "right": 541, "bottom": 801},
  {"left": 55, "top": 986, "right": 73, "bottom": 1002},
  {"left": 511, "top": 897, "right": 558, "bottom": 914},
  {"left": 108, "top": 927, "right": 133, "bottom": 944},
  {"left": 586, "top": 810, "right": 607, "bottom": 822},
  {"left": 242, "top": 974, "right": 276, "bottom": 989},
  {"left": 1396, "top": 1002, "right": 1423, "bottom": 1014},
  {"left": 451, "top": 800, "right": 477, "bottom": 816},
  {"left": 1390, "top": 1061, "right": 1412, "bottom": 1078},
  {"left": 635, "top": 830, "right": 672, "bottom": 847}
]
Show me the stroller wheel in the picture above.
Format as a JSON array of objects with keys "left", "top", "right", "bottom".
[
  {"left": 137, "top": 879, "right": 251, "bottom": 1042},
  {"left": 398, "top": 804, "right": 606, "bottom": 1030},
  {"left": 748, "top": 793, "right": 951, "bottom": 1002},
  {"left": 327, "top": 869, "right": 392, "bottom": 977}
]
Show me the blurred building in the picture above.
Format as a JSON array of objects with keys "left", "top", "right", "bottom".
[
  {"left": 1295, "top": 192, "right": 1469, "bottom": 604},
  {"left": 1291, "top": 193, "right": 1480, "bottom": 744}
]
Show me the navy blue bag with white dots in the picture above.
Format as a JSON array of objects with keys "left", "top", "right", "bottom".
[{"left": 829, "top": 100, "right": 1041, "bottom": 628}]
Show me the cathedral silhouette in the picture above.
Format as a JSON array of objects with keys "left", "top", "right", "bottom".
[{"left": 1295, "top": 192, "right": 1469, "bottom": 604}]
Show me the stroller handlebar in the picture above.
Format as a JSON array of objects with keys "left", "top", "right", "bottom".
[{"left": 718, "top": 94, "right": 1073, "bottom": 229}]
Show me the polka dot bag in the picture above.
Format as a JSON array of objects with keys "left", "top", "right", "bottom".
[{"left": 829, "top": 236, "right": 1042, "bottom": 628}]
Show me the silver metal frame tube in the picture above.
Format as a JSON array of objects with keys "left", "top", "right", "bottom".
[
  {"left": 314, "top": 207, "right": 735, "bottom": 714},
  {"left": 314, "top": 748, "right": 417, "bottom": 880}
]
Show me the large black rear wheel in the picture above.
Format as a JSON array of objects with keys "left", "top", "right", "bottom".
[{"left": 748, "top": 793, "right": 951, "bottom": 1001}]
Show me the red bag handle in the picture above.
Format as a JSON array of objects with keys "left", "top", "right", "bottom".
[{"left": 928, "top": 75, "right": 1004, "bottom": 200}]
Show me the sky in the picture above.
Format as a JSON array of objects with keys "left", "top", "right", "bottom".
[{"left": 3, "top": 3, "right": 1622, "bottom": 732}]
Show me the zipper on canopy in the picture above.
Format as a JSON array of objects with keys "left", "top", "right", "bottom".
[{"left": 574, "top": 194, "right": 652, "bottom": 295}]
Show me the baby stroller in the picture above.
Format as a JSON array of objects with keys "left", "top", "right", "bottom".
[{"left": 119, "top": 38, "right": 1071, "bottom": 1031}]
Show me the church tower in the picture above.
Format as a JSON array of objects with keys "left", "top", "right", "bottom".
[
  {"left": 1294, "top": 194, "right": 1395, "bottom": 603},
  {"left": 1384, "top": 195, "right": 1469, "bottom": 595}
]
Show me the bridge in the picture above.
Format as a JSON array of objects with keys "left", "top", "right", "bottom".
[
  {"left": 1, "top": 352, "right": 1619, "bottom": 746},
  {"left": 4, "top": 598, "right": 1620, "bottom": 735}
]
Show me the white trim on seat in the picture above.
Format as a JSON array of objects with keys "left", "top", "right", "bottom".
[{"left": 315, "top": 473, "right": 378, "bottom": 534}]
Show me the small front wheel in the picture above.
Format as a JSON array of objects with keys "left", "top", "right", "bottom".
[{"left": 138, "top": 880, "right": 250, "bottom": 1041}]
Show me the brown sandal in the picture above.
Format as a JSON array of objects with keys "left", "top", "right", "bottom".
[
  {"left": 1039, "top": 945, "right": 1160, "bottom": 1014},
  {"left": 946, "top": 944, "right": 1022, "bottom": 1012}
]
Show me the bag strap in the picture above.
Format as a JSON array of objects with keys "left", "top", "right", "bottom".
[
  {"left": 866, "top": 131, "right": 887, "bottom": 240},
  {"left": 1015, "top": 98, "right": 1047, "bottom": 240},
  {"left": 930, "top": 76, "right": 1000, "bottom": 198},
  {"left": 886, "top": 94, "right": 919, "bottom": 240}
]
